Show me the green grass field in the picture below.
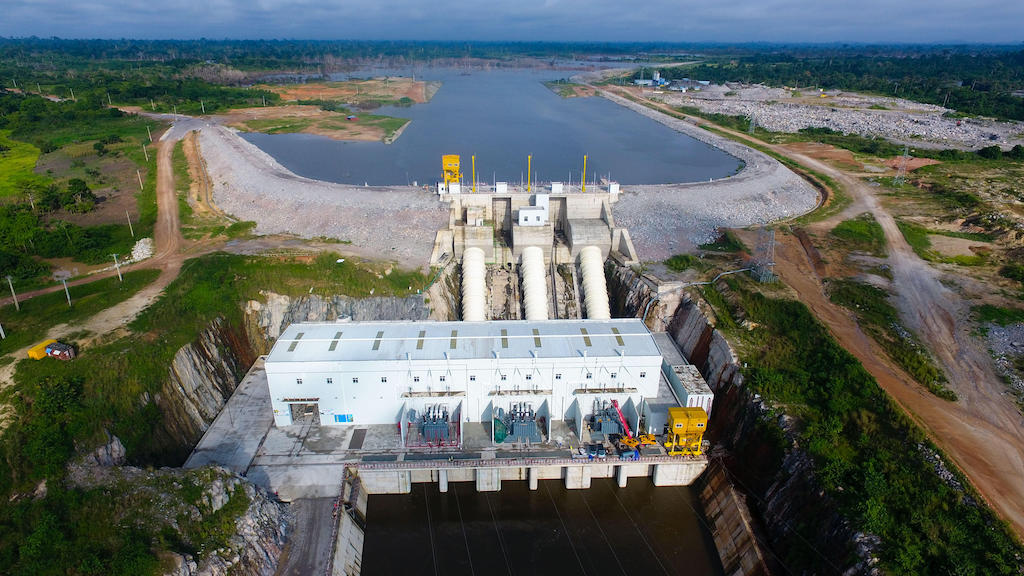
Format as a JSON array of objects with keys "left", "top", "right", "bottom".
[
  {"left": 0, "top": 269, "right": 160, "bottom": 357},
  {"left": 0, "top": 131, "right": 48, "bottom": 197}
]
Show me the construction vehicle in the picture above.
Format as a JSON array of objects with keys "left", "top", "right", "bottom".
[
  {"left": 664, "top": 407, "right": 707, "bottom": 456},
  {"left": 27, "top": 339, "right": 76, "bottom": 361},
  {"left": 610, "top": 400, "right": 641, "bottom": 449}
]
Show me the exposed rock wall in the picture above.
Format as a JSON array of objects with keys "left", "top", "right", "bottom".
[
  {"left": 153, "top": 318, "right": 256, "bottom": 463},
  {"left": 244, "top": 291, "right": 430, "bottom": 354},
  {"left": 664, "top": 298, "right": 878, "bottom": 575}
]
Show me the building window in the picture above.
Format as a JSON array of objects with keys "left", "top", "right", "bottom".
[
  {"left": 352, "top": 377, "right": 358, "bottom": 384},
  {"left": 526, "top": 374, "right": 532, "bottom": 381},
  {"left": 586, "top": 372, "right": 593, "bottom": 380},
  {"left": 381, "top": 377, "right": 388, "bottom": 383},
  {"left": 555, "top": 373, "right": 562, "bottom": 380},
  {"left": 440, "top": 375, "right": 446, "bottom": 382},
  {"left": 640, "top": 372, "right": 647, "bottom": 378},
  {"left": 327, "top": 378, "right": 333, "bottom": 384},
  {"left": 610, "top": 373, "right": 617, "bottom": 379},
  {"left": 469, "top": 375, "right": 476, "bottom": 382},
  {"left": 500, "top": 374, "right": 507, "bottom": 381},
  {"left": 296, "top": 378, "right": 303, "bottom": 385},
  {"left": 413, "top": 376, "right": 420, "bottom": 383}
]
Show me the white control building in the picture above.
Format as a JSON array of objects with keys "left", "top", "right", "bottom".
[{"left": 265, "top": 319, "right": 665, "bottom": 436}]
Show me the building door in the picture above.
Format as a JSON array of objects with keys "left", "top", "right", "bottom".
[{"left": 289, "top": 402, "right": 321, "bottom": 425}]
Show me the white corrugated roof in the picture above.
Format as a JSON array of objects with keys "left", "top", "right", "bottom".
[{"left": 267, "top": 319, "right": 660, "bottom": 363}]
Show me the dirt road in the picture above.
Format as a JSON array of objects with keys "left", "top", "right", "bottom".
[
  {"left": 606, "top": 90, "right": 1024, "bottom": 537},
  {"left": 769, "top": 149, "right": 1024, "bottom": 537}
]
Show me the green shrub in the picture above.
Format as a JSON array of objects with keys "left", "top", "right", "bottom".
[{"left": 830, "top": 213, "right": 886, "bottom": 256}]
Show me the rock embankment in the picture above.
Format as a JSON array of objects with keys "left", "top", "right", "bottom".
[
  {"left": 601, "top": 91, "right": 819, "bottom": 259},
  {"left": 198, "top": 124, "right": 447, "bottom": 269},
  {"left": 657, "top": 83, "right": 1024, "bottom": 150}
]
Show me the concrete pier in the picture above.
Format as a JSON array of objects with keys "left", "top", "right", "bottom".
[{"left": 528, "top": 467, "right": 539, "bottom": 490}]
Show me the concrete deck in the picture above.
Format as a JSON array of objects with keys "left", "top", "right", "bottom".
[{"left": 184, "top": 360, "right": 707, "bottom": 500}]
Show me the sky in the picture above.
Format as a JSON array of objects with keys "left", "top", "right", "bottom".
[{"left": 2, "top": 0, "right": 1023, "bottom": 44}]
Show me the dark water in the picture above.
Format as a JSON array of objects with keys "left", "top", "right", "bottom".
[
  {"left": 362, "top": 478, "right": 725, "bottom": 576},
  {"left": 241, "top": 68, "right": 741, "bottom": 186}
]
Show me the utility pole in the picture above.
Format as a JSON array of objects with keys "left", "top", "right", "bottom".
[
  {"left": 69, "top": 87, "right": 75, "bottom": 101},
  {"left": 112, "top": 254, "right": 123, "bottom": 282},
  {"left": 36, "top": 82, "right": 41, "bottom": 94},
  {"left": 0, "top": 320, "right": 5, "bottom": 340},
  {"left": 146, "top": 125, "right": 153, "bottom": 142},
  {"left": 58, "top": 278, "right": 71, "bottom": 308},
  {"left": 6, "top": 276, "right": 18, "bottom": 311},
  {"left": 201, "top": 100, "right": 206, "bottom": 114},
  {"left": 137, "top": 169, "right": 144, "bottom": 191},
  {"left": 126, "top": 210, "right": 135, "bottom": 237},
  {"left": 142, "top": 144, "right": 149, "bottom": 162},
  {"left": 107, "top": 92, "right": 112, "bottom": 106}
]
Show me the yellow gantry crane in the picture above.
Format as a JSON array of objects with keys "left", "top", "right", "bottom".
[{"left": 442, "top": 154, "right": 462, "bottom": 189}]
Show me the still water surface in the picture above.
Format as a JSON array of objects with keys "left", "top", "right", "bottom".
[
  {"left": 362, "top": 478, "right": 725, "bottom": 575},
  {"left": 241, "top": 68, "right": 741, "bottom": 186}
]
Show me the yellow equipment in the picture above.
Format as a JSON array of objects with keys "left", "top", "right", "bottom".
[
  {"left": 620, "top": 436, "right": 640, "bottom": 449},
  {"left": 28, "top": 339, "right": 58, "bottom": 360},
  {"left": 638, "top": 433, "right": 658, "bottom": 446},
  {"left": 664, "top": 407, "right": 707, "bottom": 456},
  {"left": 441, "top": 154, "right": 462, "bottom": 188}
]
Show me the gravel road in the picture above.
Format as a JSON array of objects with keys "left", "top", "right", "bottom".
[
  {"left": 602, "top": 91, "right": 820, "bottom": 260},
  {"left": 199, "top": 125, "right": 448, "bottom": 269}
]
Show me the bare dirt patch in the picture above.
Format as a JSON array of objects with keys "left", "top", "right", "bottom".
[
  {"left": 928, "top": 235, "right": 991, "bottom": 258},
  {"left": 218, "top": 105, "right": 402, "bottom": 142},
  {"left": 778, "top": 142, "right": 861, "bottom": 171},
  {"left": 260, "top": 77, "right": 436, "bottom": 106},
  {"left": 34, "top": 149, "right": 143, "bottom": 226},
  {"left": 884, "top": 157, "right": 942, "bottom": 171}
]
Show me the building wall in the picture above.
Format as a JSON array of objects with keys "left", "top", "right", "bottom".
[{"left": 267, "top": 354, "right": 662, "bottom": 426}]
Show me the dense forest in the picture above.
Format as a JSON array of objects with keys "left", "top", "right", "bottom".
[{"left": 647, "top": 51, "right": 1024, "bottom": 120}]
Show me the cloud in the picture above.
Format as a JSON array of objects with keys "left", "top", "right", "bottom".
[{"left": 1, "top": 0, "right": 1021, "bottom": 42}]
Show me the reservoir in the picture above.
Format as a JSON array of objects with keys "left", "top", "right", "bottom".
[
  {"left": 241, "top": 68, "right": 742, "bottom": 186},
  {"left": 362, "top": 479, "right": 724, "bottom": 575}
]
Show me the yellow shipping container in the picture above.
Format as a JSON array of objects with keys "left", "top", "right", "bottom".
[{"left": 28, "top": 339, "right": 58, "bottom": 360}]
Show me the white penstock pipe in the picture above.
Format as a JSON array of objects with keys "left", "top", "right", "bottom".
[
  {"left": 580, "top": 245, "right": 611, "bottom": 320},
  {"left": 461, "top": 247, "right": 487, "bottom": 321},
  {"left": 520, "top": 246, "right": 548, "bottom": 320}
]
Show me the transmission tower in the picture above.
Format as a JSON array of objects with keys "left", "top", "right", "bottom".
[
  {"left": 893, "top": 145, "right": 910, "bottom": 186},
  {"left": 748, "top": 111, "right": 758, "bottom": 135},
  {"left": 751, "top": 226, "right": 777, "bottom": 283}
]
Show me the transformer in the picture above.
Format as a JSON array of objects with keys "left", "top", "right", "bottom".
[{"left": 664, "top": 407, "right": 707, "bottom": 456}]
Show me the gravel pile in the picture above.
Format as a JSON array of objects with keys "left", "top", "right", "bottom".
[
  {"left": 657, "top": 84, "right": 1024, "bottom": 150},
  {"left": 987, "top": 322, "right": 1024, "bottom": 395},
  {"left": 603, "top": 92, "right": 819, "bottom": 260},
  {"left": 129, "top": 237, "right": 154, "bottom": 262},
  {"left": 199, "top": 125, "right": 448, "bottom": 268}
]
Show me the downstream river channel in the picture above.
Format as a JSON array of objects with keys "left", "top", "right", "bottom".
[
  {"left": 362, "top": 478, "right": 724, "bottom": 575},
  {"left": 241, "top": 67, "right": 741, "bottom": 186}
]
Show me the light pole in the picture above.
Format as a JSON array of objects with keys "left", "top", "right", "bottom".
[
  {"left": 5, "top": 275, "right": 18, "bottom": 311},
  {"left": 112, "top": 254, "right": 123, "bottom": 282}
]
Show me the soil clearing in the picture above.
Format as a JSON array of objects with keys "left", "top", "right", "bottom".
[
  {"left": 259, "top": 77, "right": 436, "bottom": 106},
  {"left": 218, "top": 105, "right": 406, "bottom": 142}
]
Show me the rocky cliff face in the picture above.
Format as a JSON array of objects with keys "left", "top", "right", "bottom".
[
  {"left": 665, "top": 297, "right": 880, "bottom": 575},
  {"left": 152, "top": 318, "right": 256, "bottom": 463},
  {"left": 164, "top": 475, "right": 291, "bottom": 576},
  {"left": 243, "top": 291, "right": 430, "bottom": 354},
  {"left": 68, "top": 436, "right": 289, "bottom": 576}
]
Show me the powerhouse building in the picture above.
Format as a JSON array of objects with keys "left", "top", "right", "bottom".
[{"left": 265, "top": 319, "right": 667, "bottom": 434}]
